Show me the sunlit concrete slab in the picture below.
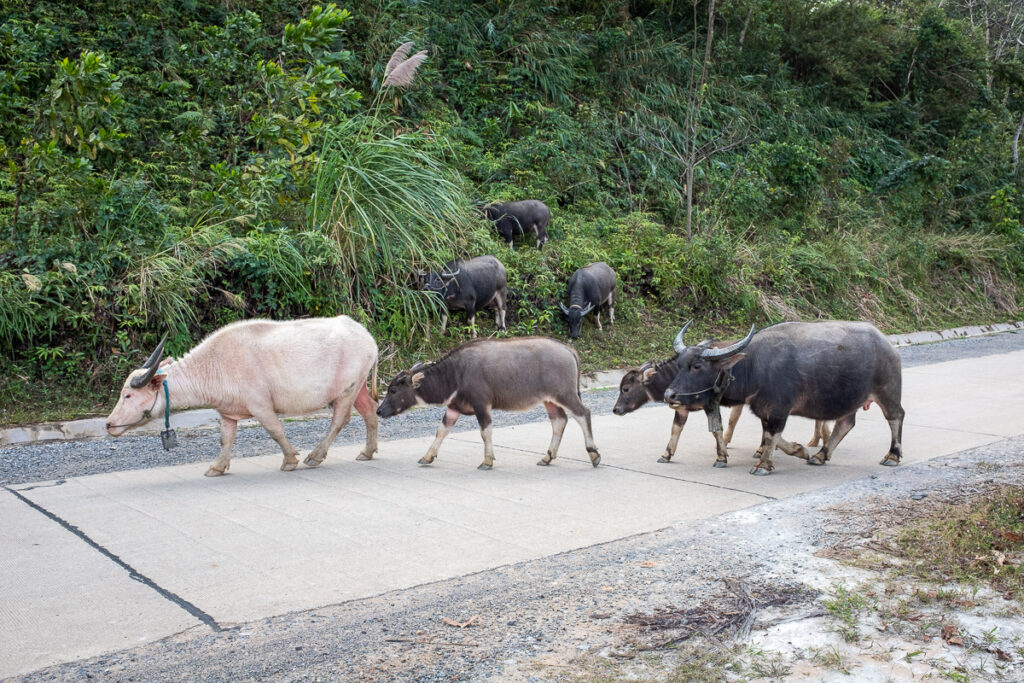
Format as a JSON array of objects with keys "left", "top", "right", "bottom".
[
  {"left": 7, "top": 348, "right": 1024, "bottom": 676},
  {"left": 0, "top": 488, "right": 200, "bottom": 679}
]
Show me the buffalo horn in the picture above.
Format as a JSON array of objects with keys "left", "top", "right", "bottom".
[
  {"left": 130, "top": 332, "right": 168, "bottom": 388},
  {"left": 671, "top": 319, "right": 694, "bottom": 354},
  {"left": 700, "top": 324, "right": 756, "bottom": 360},
  {"left": 559, "top": 302, "right": 570, "bottom": 315},
  {"left": 580, "top": 303, "right": 594, "bottom": 316},
  {"left": 440, "top": 266, "right": 461, "bottom": 278}
]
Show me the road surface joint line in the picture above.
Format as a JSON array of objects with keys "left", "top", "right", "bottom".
[
  {"left": 477, "top": 441, "right": 779, "bottom": 501},
  {"left": 2, "top": 484, "right": 223, "bottom": 633}
]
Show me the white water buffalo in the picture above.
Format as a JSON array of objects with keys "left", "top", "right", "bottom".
[
  {"left": 377, "top": 337, "right": 600, "bottom": 470},
  {"left": 422, "top": 255, "right": 507, "bottom": 337},
  {"left": 559, "top": 262, "right": 616, "bottom": 340},
  {"left": 484, "top": 199, "right": 550, "bottom": 249},
  {"left": 105, "top": 316, "right": 379, "bottom": 477},
  {"left": 664, "top": 321, "right": 903, "bottom": 475}
]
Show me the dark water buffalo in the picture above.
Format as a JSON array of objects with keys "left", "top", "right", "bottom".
[
  {"left": 422, "top": 255, "right": 507, "bottom": 337},
  {"left": 664, "top": 321, "right": 903, "bottom": 476},
  {"left": 614, "top": 353, "right": 744, "bottom": 464},
  {"left": 484, "top": 200, "right": 550, "bottom": 249},
  {"left": 560, "top": 262, "right": 616, "bottom": 340},
  {"left": 614, "top": 347, "right": 829, "bottom": 466},
  {"left": 377, "top": 337, "right": 601, "bottom": 470}
]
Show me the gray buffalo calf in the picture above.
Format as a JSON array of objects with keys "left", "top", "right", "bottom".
[
  {"left": 422, "top": 254, "right": 507, "bottom": 337},
  {"left": 377, "top": 337, "right": 601, "bottom": 470},
  {"left": 105, "top": 316, "right": 379, "bottom": 476},
  {"left": 664, "top": 321, "right": 903, "bottom": 475},
  {"left": 560, "top": 262, "right": 616, "bottom": 340},
  {"left": 484, "top": 200, "right": 550, "bottom": 249}
]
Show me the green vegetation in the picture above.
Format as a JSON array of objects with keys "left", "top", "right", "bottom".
[
  {"left": 2, "top": 0, "right": 1024, "bottom": 424},
  {"left": 897, "top": 486, "right": 1024, "bottom": 599}
]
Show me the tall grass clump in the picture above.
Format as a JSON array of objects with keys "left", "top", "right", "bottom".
[{"left": 309, "top": 42, "right": 476, "bottom": 338}]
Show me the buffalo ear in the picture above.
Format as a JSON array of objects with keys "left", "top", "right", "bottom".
[
  {"left": 716, "top": 353, "right": 746, "bottom": 371},
  {"left": 641, "top": 367, "right": 657, "bottom": 384},
  {"left": 411, "top": 372, "right": 424, "bottom": 388}
]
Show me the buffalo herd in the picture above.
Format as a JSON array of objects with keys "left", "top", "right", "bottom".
[{"left": 106, "top": 198, "right": 905, "bottom": 478}]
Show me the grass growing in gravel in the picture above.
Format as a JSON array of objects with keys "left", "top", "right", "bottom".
[{"left": 895, "top": 487, "right": 1024, "bottom": 600}]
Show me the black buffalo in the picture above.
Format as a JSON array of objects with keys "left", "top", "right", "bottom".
[
  {"left": 560, "top": 262, "right": 616, "bottom": 340},
  {"left": 484, "top": 200, "right": 550, "bottom": 249},
  {"left": 422, "top": 255, "right": 507, "bottom": 337},
  {"left": 613, "top": 352, "right": 745, "bottom": 465},
  {"left": 377, "top": 337, "right": 601, "bottom": 470},
  {"left": 614, "top": 338, "right": 829, "bottom": 466},
  {"left": 664, "top": 321, "right": 903, "bottom": 476}
]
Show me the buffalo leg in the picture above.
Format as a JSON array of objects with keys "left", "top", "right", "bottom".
[
  {"left": 566, "top": 401, "right": 600, "bottom": 467},
  {"left": 879, "top": 403, "right": 905, "bottom": 466},
  {"left": 808, "top": 420, "right": 831, "bottom": 447},
  {"left": 595, "top": 310, "right": 603, "bottom": 331},
  {"left": 304, "top": 396, "right": 355, "bottom": 467},
  {"left": 751, "top": 416, "right": 787, "bottom": 475},
  {"left": 490, "top": 291, "right": 507, "bottom": 331},
  {"left": 353, "top": 384, "right": 379, "bottom": 461},
  {"left": 539, "top": 401, "right": 568, "bottom": 465},
  {"left": 659, "top": 409, "right": 689, "bottom": 463},
  {"left": 810, "top": 413, "right": 856, "bottom": 465},
  {"left": 206, "top": 416, "right": 238, "bottom": 477},
  {"left": 476, "top": 407, "right": 495, "bottom": 470},
  {"left": 722, "top": 405, "right": 743, "bottom": 445},
  {"left": 422, "top": 407, "right": 460, "bottom": 464},
  {"left": 608, "top": 293, "right": 615, "bottom": 326},
  {"left": 254, "top": 410, "right": 300, "bottom": 471},
  {"left": 465, "top": 304, "right": 477, "bottom": 338},
  {"left": 440, "top": 312, "right": 449, "bottom": 335}
]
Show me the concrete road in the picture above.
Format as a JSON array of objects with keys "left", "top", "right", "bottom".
[{"left": 3, "top": 342, "right": 1024, "bottom": 678}]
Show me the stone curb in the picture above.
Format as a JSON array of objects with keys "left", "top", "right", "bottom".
[{"left": 3, "top": 321, "right": 1022, "bottom": 448}]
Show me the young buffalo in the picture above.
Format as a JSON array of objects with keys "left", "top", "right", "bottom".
[{"left": 377, "top": 337, "right": 600, "bottom": 470}]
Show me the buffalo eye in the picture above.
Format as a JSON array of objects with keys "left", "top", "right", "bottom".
[{"left": 622, "top": 386, "right": 630, "bottom": 393}]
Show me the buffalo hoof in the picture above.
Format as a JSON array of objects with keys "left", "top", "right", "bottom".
[
  {"left": 807, "top": 454, "right": 826, "bottom": 466},
  {"left": 750, "top": 465, "right": 773, "bottom": 476},
  {"left": 303, "top": 454, "right": 324, "bottom": 467},
  {"left": 478, "top": 463, "right": 493, "bottom": 471},
  {"left": 355, "top": 451, "right": 374, "bottom": 461},
  {"left": 590, "top": 454, "right": 601, "bottom": 468},
  {"left": 417, "top": 457, "right": 433, "bottom": 465},
  {"left": 205, "top": 467, "right": 226, "bottom": 477},
  {"left": 537, "top": 459, "right": 551, "bottom": 466},
  {"left": 281, "top": 462, "right": 298, "bottom": 471},
  {"left": 657, "top": 456, "right": 672, "bottom": 464},
  {"left": 713, "top": 460, "right": 727, "bottom": 468},
  {"left": 880, "top": 455, "right": 900, "bottom": 466}
]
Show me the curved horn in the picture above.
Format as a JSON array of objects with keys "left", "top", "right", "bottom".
[
  {"left": 580, "top": 303, "right": 594, "bottom": 316},
  {"left": 701, "top": 324, "right": 756, "bottom": 360},
  {"left": 559, "top": 302, "right": 570, "bottom": 315},
  {"left": 130, "top": 333, "right": 168, "bottom": 388},
  {"left": 672, "top": 319, "right": 693, "bottom": 354},
  {"left": 440, "top": 266, "right": 461, "bottom": 278}
]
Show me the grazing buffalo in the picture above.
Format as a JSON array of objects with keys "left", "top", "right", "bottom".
[
  {"left": 560, "top": 262, "right": 616, "bottom": 340},
  {"left": 105, "top": 316, "right": 379, "bottom": 477},
  {"left": 664, "top": 321, "right": 904, "bottom": 476},
  {"left": 422, "top": 255, "right": 507, "bottom": 337},
  {"left": 377, "top": 337, "right": 600, "bottom": 470},
  {"left": 484, "top": 200, "right": 550, "bottom": 249}
]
